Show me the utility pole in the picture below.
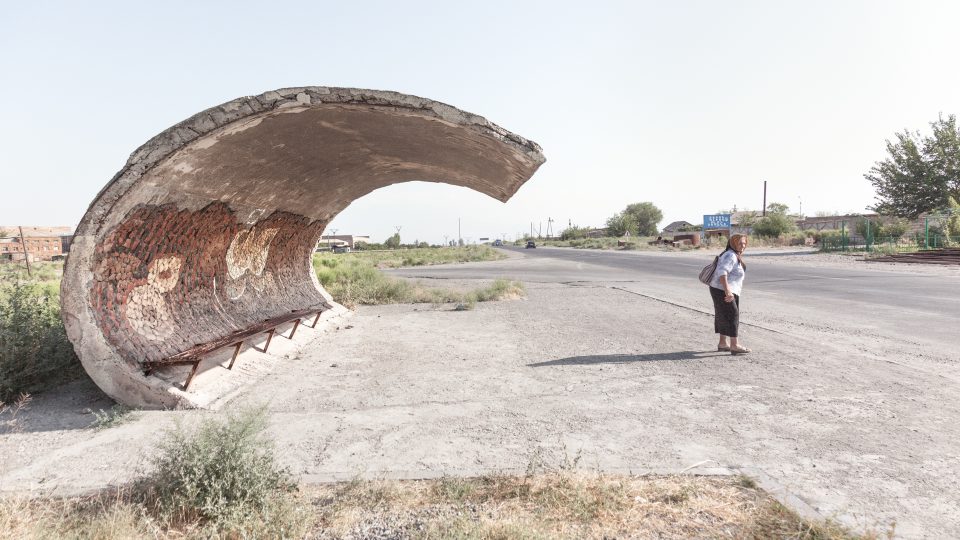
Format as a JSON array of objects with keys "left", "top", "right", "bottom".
[
  {"left": 546, "top": 217, "right": 554, "bottom": 238},
  {"left": 762, "top": 180, "right": 768, "bottom": 217},
  {"left": 18, "top": 226, "right": 31, "bottom": 277},
  {"left": 798, "top": 196, "right": 802, "bottom": 217},
  {"left": 458, "top": 218, "right": 461, "bottom": 244}
]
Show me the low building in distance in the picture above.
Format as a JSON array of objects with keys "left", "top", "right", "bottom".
[{"left": 0, "top": 226, "right": 74, "bottom": 262}]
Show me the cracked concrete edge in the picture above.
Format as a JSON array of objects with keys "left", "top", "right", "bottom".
[
  {"left": 295, "top": 466, "right": 738, "bottom": 484},
  {"left": 733, "top": 466, "right": 827, "bottom": 523}
]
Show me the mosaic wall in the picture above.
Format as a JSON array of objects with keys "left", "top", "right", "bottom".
[{"left": 91, "top": 202, "right": 329, "bottom": 364}]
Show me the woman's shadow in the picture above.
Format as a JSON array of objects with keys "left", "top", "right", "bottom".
[{"left": 526, "top": 350, "right": 728, "bottom": 367}]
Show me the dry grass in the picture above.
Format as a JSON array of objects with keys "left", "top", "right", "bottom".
[
  {"left": 0, "top": 392, "right": 32, "bottom": 434},
  {"left": 0, "top": 472, "right": 890, "bottom": 539},
  {"left": 0, "top": 490, "right": 157, "bottom": 540},
  {"left": 308, "top": 472, "right": 885, "bottom": 540}
]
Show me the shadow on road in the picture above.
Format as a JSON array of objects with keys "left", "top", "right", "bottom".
[{"left": 527, "top": 350, "right": 727, "bottom": 367}]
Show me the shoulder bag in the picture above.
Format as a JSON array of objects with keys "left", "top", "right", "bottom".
[{"left": 698, "top": 255, "right": 720, "bottom": 285}]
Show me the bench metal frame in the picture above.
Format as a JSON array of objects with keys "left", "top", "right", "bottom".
[{"left": 142, "top": 309, "right": 325, "bottom": 390}]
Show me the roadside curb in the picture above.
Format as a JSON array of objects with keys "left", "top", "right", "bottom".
[{"left": 732, "top": 466, "right": 826, "bottom": 523}]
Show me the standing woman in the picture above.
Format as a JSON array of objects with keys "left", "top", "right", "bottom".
[{"left": 709, "top": 234, "right": 750, "bottom": 354}]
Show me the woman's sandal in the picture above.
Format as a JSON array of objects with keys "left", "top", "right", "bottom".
[
  {"left": 730, "top": 346, "right": 752, "bottom": 355},
  {"left": 717, "top": 345, "right": 730, "bottom": 352}
]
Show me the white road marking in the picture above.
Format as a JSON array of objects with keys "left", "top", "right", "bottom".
[{"left": 796, "top": 273, "right": 851, "bottom": 281}]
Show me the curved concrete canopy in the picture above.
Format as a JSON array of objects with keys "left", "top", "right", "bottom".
[{"left": 62, "top": 87, "right": 545, "bottom": 408}]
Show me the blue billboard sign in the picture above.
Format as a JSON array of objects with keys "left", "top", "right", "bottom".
[{"left": 703, "top": 214, "right": 732, "bottom": 230}]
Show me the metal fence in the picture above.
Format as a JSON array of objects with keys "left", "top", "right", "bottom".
[{"left": 820, "top": 233, "right": 960, "bottom": 253}]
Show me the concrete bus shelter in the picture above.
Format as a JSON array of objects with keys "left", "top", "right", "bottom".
[{"left": 61, "top": 87, "right": 545, "bottom": 408}]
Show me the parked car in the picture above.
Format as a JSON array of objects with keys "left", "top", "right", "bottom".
[
  {"left": 525, "top": 240, "right": 536, "bottom": 249},
  {"left": 333, "top": 246, "right": 351, "bottom": 254}
]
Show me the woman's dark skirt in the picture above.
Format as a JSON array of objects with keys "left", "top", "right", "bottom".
[{"left": 709, "top": 286, "right": 740, "bottom": 337}]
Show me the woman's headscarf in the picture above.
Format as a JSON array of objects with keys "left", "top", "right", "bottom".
[{"left": 725, "top": 234, "right": 747, "bottom": 269}]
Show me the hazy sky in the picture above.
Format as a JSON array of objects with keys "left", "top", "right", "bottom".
[{"left": 3, "top": 1, "right": 959, "bottom": 243}]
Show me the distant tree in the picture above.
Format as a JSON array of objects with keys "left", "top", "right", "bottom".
[
  {"left": 0, "top": 229, "right": 8, "bottom": 238},
  {"left": 854, "top": 216, "right": 883, "bottom": 239},
  {"left": 622, "top": 202, "right": 663, "bottom": 236},
  {"left": 765, "top": 202, "right": 791, "bottom": 215},
  {"left": 882, "top": 218, "right": 909, "bottom": 239},
  {"left": 752, "top": 202, "right": 796, "bottom": 237},
  {"left": 737, "top": 211, "right": 759, "bottom": 229},
  {"left": 457, "top": 238, "right": 464, "bottom": 247},
  {"left": 866, "top": 114, "right": 960, "bottom": 218},
  {"left": 560, "top": 225, "right": 590, "bottom": 240},
  {"left": 605, "top": 213, "right": 637, "bottom": 237},
  {"left": 384, "top": 233, "right": 401, "bottom": 249},
  {"left": 605, "top": 202, "right": 663, "bottom": 237}
]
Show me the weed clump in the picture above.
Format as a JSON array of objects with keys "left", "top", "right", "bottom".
[
  {"left": 139, "top": 407, "right": 304, "bottom": 535},
  {"left": 88, "top": 405, "right": 136, "bottom": 431}
]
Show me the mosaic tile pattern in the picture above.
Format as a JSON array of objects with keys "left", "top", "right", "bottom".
[{"left": 91, "top": 202, "right": 329, "bottom": 364}]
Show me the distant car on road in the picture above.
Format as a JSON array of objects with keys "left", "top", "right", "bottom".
[
  {"left": 333, "top": 246, "right": 351, "bottom": 254},
  {"left": 525, "top": 240, "right": 536, "bottom": 249},
  {"left": 493, "top": 239, "right": 503, "bottom": 246}
]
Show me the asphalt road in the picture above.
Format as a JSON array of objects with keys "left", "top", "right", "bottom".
[
  {"left": 501, "top": 246, "right": 960, "bottom": 319},
  {"left": 390, "top": 246, "right": 960, "bottom": 359}
]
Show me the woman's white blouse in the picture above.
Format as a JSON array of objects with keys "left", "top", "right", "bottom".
[{"left": 709, "top": 250, "right": 745, "bottom": 295}]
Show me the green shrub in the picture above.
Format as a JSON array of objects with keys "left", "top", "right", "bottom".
[
  {"left": 88, "top": 405, "right": 136, "bottom": 431},
  {"left": 141, "top": 407, "right": 302, "bottom": 533},
  {"left": 313, "top": 254, "right": 523, "bottom": 309},
  {"left": 0, "top": 261, "right": 63, "bottom": 285},
  {"left": 0, "top": 281, "right": 79, "bottom": 401},
  {"left": 752, "top": 213, "right": 796, "bottom": 237},
  {"left": 883, "top": 218, "right": 910, "bottom": 239},
  {"left": 560, "top": 226, "right": 590, "bottom": 240}
]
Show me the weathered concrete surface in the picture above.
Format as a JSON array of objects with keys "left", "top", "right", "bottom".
[{"left": 61, "top": 87, "right": 545, "bottom": 408}]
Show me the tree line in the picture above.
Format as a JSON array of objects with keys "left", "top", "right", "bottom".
[{"left": 867, "top": 114, "right": 960, "bottom": 238}]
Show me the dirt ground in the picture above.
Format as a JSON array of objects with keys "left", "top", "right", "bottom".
[{"left": 2, "top": 248, "right": 958, "bottom": 539}]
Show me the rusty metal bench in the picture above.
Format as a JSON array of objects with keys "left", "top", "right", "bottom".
[{"left": 142, "top": 308, "right": 324, "bottom": 390}]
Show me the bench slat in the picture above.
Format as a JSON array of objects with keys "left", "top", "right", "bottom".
[{"left": 142, "top": 308, "right": 321, "bottom": 369}]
